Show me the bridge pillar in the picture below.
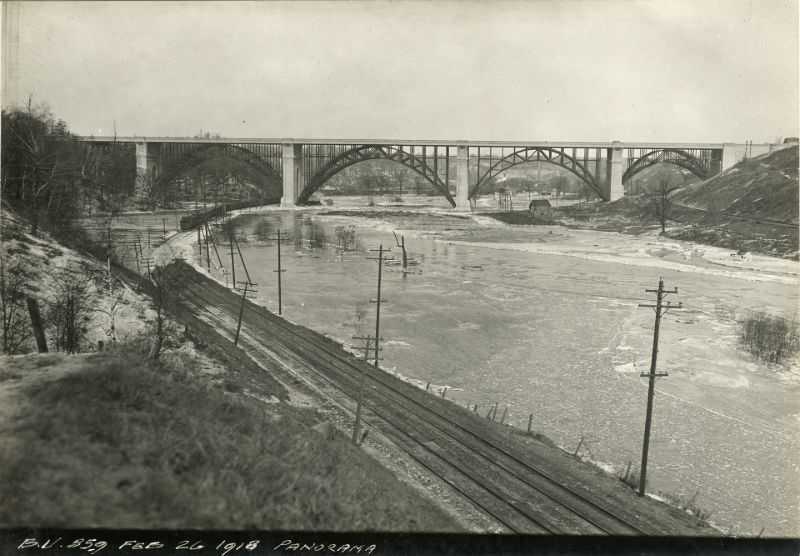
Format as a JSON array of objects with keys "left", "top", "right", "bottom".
[
  {"left": 281, "top": 143, "right": 303, "bottom": 207},
  {"left": 601, "top": 142, "right": 625, "bottom": 202},
  {"left": 455, "top": 145, "right": 470, "bottom": 211},
  {"left": 135, "top": 141, "right": 162, "bottom": 199}
]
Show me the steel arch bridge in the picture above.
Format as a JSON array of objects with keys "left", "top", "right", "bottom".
[
  {"left": 469, "top": 146, "right": 605, "bottom": 199},
  {"left": 76, "top": 136, "right": 773, "bottom": 209},
  {"left": 154, "top": 143, "right": 283, "bottom": 194},
  {"left": 622, "top": 148, "right": 718, "bottom": 183},
  {"left": 298, "top": 144, "right": 455, "bottom": 206}
]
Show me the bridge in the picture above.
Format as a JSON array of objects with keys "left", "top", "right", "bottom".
[{"left": 77, "top": 137, "right": 781, "bottom": 210}]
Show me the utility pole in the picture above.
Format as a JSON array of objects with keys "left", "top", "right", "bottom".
[
  {"left": 637, "top": 277, "right": 681, "bottom": 497},
  {"left": 234, "top": 280, "right": 257, "bottom": 346},
  {"left": 232, "top": 232, "right": 252, "bottom": 284},
  {"left": 203, "top": 223, "right": 211, "bottom": 270},
  {"left": 269, "top": 230, "right": 291, "bottom": 315},
  {"left": 228, "top": 228, "right": 236, "bottom": 289},
  {"left": 367, "top": 244, "right": 393, "bottom": 367},
  {"left": 351, "top": 335, "right": 382, "bottom": 444},
  {"left": 143, "top": 257, "right": 153, "bottom": 281}
]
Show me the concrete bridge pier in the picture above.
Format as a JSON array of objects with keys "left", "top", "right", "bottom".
[
  {"left": 281, "top": 143, "right": 303, "bottom": 207},
  {"left": 135, "top": 141, "right": 162, "bottom": 199},
  {"left": 603, "top": 141, "right": 626, "bottom": 202},
  {"left": 455, "top": 145, "right": 470, "bottom": 211}
]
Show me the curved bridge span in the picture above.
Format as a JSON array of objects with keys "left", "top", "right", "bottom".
[{"left": 77, "top": 136, "right": 780, "bottom": 209}]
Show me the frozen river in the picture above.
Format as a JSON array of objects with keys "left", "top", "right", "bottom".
[{"left": 178, "top": 203, "right": 799, "bottom": 536}]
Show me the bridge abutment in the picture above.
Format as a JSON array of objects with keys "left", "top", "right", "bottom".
[
  {"left": 455, "top": 145, "right": 470, "bottom": 211},
  {"left": 281, "top": 144, "right": 303, "bottom": 207}
]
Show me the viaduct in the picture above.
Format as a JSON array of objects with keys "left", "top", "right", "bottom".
[{"left": 77, "top": 137, "right": 783, "bottom": 210}]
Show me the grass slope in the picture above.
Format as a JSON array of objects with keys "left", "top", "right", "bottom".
[
  {"left": 672, "top": 146, "right": 799, "bottom": 224},
  {"left": 0, "top": 346, "right": 460, "bottom": 531}
]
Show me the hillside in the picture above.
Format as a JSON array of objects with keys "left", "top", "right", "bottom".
[
  {"left": 0, "top": 209, "right": 460, "bottom": 531},
  {"left": 672, "top": 146, "right": 799, "bottom": 224}
]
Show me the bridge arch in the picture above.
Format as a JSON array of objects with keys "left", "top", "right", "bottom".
[
  {"left": 157, "top": 143, "right": 283, "bottom": 196},
  {"left": 623, "top": 149, "right": 712, "bottom": 183},
  {"left": 298, "top": 145, "right": 456, "bottom": 206},
  {"left": 469, "top": 147, "right": 604, "bottom": 199}
]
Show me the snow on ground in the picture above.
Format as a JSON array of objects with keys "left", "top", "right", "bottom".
[
  {"left": 2, "top": 209, "right": 155, "bottom": 350},
  {"left": 443, "top": 229, "right": 799, "bottom": 285}
]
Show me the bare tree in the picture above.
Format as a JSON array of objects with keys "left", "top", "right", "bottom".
[
  {"left": 2, "top": 99, "right": 85, "bottom": 235},
  {"left": 135, "top": 174, "right": 158, "bottom": 211},
  {"left": 553, "top": 174, "right": 569, "bottom": 201},
  {"left": 581, "top": 182, "right": 594, "bottom": 205},
  {"left": 0, "top": 255, "right": 32, "bottom": 354},
  {"left": 646, "top": 174, "right": 682, "bottom": 234},
  {"left": 49, "top": 265, "right": 95, "bottom": 354},
  {"left": 148, "top": 264, "right": 180, "bottom": 360}
]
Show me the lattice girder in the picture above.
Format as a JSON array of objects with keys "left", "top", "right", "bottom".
[
  {"left": 298, "top": 144, "right": 455, "bottom": 206},
  {"left": 157, "top": 143, "right": 283, "bottom": 192},
  {"left": 471, "top": 147, "right": 603, "bottom": 199},
  {"left": 623, "top": 148, "right": 714, "bottom": 183}
]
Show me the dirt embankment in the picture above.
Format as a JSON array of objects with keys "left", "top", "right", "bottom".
[
  {"left": 484, "top": 147, "right": 799, "bottom": 259},
  {"left": 672, "top": 146, "right": 799, "bottom": 225},
  {"left": 0, "top": 209, "right": 460, "bottom": 532}
]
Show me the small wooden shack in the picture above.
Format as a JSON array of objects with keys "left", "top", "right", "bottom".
[{"left": 528, "top": 199, "right": 553, "bottom": 218}]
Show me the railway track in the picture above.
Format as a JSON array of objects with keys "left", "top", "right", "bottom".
[{"left": 165, "top": 261, "right": 708, "bottom": 536}]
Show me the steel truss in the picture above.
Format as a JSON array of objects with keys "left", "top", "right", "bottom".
[
  {"left": 470, "top": 146, "right": 605, "bottom": 199},
  {"left": 298, "top": 144, "right": 455, "bottom": 206},
  {"left": 155, "top": 142, "right": 283, "bottom": 193},
  {"left": 622, "top": 148, "right": 716, "bottom": 182}
]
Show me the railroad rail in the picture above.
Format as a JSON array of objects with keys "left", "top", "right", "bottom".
[{"left": 164, "top": 261, "right": 709, "bottom": 536}]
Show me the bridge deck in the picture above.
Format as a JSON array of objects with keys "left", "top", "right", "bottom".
[{"left": 77, "top": 136, "right": 737, "bottom": 149}]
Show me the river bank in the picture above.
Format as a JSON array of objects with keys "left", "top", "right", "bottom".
[{"left": 166, "top": 203, "right": 799, "bottom": 536}]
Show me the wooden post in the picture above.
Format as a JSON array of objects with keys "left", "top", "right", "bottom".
[
  {"left": 276, "top": 229, "right": 283, "bottom": 314},
  {"left": 491, "top": 402, "right": 498, "bottom": 421},
  {"left": 574, "top": 436, "right": 584, "bottom": 456},
  {"left": 527, "top": 413, "right": 533, "bottom": 434},
  {"left": 353, "top": 337, "right": 371, "bottom": 445},
  {"left": 234, "top": 282, "right": 249, "bottom": 346},
  {"left": 229, "top": 229, "right": 237, "bottom": 289},
  {"left": 499, "top": 405, "right": 508, "bottom": 424},
  {"left": 204, "top": 223, "right": 211, "bottom": 270}
]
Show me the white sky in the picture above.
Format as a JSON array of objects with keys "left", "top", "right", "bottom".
[{"left": 7, "top": 0, "right": 800, "bottom": 142}]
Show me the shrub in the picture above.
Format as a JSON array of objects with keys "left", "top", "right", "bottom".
[{"left": 738, "top": 311, "right": 799, "bottom": 364}]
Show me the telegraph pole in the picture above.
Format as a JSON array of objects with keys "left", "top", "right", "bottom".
[
  {"left": 269, "top": 230, "right": 291, "bottom": 315},
  {"left": 203, "top": 223, "right": 211, "bottom": 270},
  {"left": 234, "top": 280, "right": 257, "bottom": 346},
  {"left": 367, "top": 244, "right": 393, "bottom": 367},
  {"left": 228, "top": 228, "right": 237, "bottom": 289},
  {"left": 351, "top": 335, "right": 381, "bottom": 444},
  {"left": 637, "top": 277, "right": 681, "bottom": 497}
]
